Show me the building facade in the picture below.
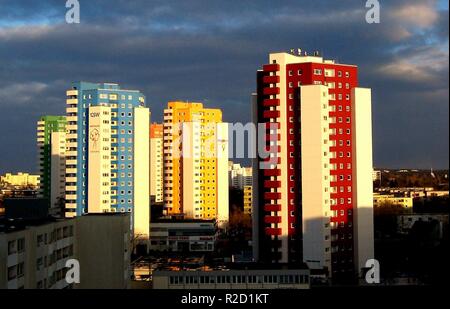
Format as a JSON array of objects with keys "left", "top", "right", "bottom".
[
  {"left": 252, "top": 51, "right": 374, "bottom": 281},
  {"left": 373, "top": 193, "right": 413, "bottom": 210},
  {"left": 0, "top": 173, "right": 40, "bottom": 188},
  {"left": 64, "top": 82, "right": 150, "bottom": 240},
  {"left": 153, "top": 267, "right": 310, "bottom": 289},
  {"left": 163, "top": 102, "right": 229, "bottom": 225},
  {"left": 74, "top": 214, "right": 131, "bottom": 289},
  {"left": 150, "top": 123, "right": 164, "bottom": 203},
  {"left": 0, "top": 218, "right": 76, "bottom": 289},
  {"left": 0, "top": 213, "right": 131, "bottom": 289},
  {"left": 243, "top": 185, "right": 252, "bottom": 216},
  {"left": 228, "top": 162, "right": 253, "bottom": 189},
  {"left": 37, "top": 116, "right": 67, "bottom": 215},
  {"left": 149, "top": 219, "right": 216, "bottom": 252}
]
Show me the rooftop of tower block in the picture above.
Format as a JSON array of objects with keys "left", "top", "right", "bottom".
[{"left": 268, "top": 49, "right": 357, "bottom": 67}]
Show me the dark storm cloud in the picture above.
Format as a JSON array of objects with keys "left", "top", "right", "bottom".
[{"left": 0, "top": 0, "right": 448, "bottom": 173}]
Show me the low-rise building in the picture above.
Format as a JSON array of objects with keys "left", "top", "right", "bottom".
[
  {"left": 150, "top": 219, "right": 216, "bottom": 252},
  {"left": 0, "top": 173, "right": 40, "bottom": 188},
  {"left": 373, "top": 193, "right": 413, "bottom": 210},
  {"left": 0, "top": 213, "right": 131, "bottom": 289},
  {"left": 0, "top": 218, "right": 76, "bottom": 289},
  {"left": 153, "top": 264, "right": 310, "bottom": 289},
  {"left": 397, "top": 214, "right": 449, "bottom": 235},
  {"left": 426, "top": 191, "right": 449, "bottom": 197},
  {"left": 74, "top": 214, "right": 131, "bottom": 289}
]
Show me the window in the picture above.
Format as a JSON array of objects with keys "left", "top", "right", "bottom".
[
  {"left": 17, "top": 238, "right": 25, "bottom": 253},
  {"left": 8, "top": 240, "right": 16, "bottom": 255},
  {"left": 37, "top": 234, "right": 44, "bottom": 247},
  {"left": 17, "top": 263, "right": 24, "bottom": 278},
  {"left": 314, "top": 69, "right": 322, "bottom": 75},
  {"left": 8, "top": 266, "right": 16, "bottom": 280}
]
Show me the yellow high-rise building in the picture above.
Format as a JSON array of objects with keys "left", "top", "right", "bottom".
[
  {"left": 163, "top": 102, "right": 229, "bottom": 225},
  {"left": 243, "top": 185, "right": 252, "bottom": 216}
]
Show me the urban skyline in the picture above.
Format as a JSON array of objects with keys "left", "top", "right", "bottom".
[
  {"left": 0, "top": 0, "right": 448, "bottom": 174},
  {"left": 0, "top": 0, "right": 448, "bottom": 294}
]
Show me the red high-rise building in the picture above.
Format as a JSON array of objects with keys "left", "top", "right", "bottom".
[{"left": 252, "top": 50, "right": 374, "bottom": 281}]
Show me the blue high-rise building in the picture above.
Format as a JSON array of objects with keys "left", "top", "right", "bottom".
[{"left": 65, "top": 82, "right": 150, "bottom": 239}]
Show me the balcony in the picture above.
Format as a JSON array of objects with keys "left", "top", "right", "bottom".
[
  {"left": 263, "top": 75, "right": 280, "bottom": 84},
  {"left": 263, "top": 156, "right": 281, "bottom": 164},
  {"left": 266, "top": 145, "right": 281, "bottom": 153},
  {"left": 262, "top": 110, "right": 280, "bottom": 119},
  {"left": 262, "top": 99, "right": 280, "bottom": 107},
  {"left": 263, "top": 64, "right": 280, "bottom": 72},
  {"left": 264, "top": 216, "right": 282, "bottom": 224},
  {"left": 65, "top": 194, "right": 77, "bottom": 200},
  {"left": 264, "top": 180, "right": 281, "bottom": 188},
  {"left": 265, "top": 227, "right": 282, "bottom": 236},
  {"left": 263, "top": 87, "right": 280, "bottom": 96},
  {"left": 263, "top": 169, "right": 281, "bottom": 177},
  {"left": 263, "top": 122, "right": 280, "bottom": 130},
  {"left": 264, "top": 192, "right": 281, "bottom": 200},
  {"left": 264, "top": 204, "right": 281, "bottom": 212},
  {"left": 267, "top": 133, "right": 280, "bottom": 141}
]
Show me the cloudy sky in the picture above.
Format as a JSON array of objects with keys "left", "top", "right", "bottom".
[{"left": 0, "top": 0, "right": 448, "bottom": 173}]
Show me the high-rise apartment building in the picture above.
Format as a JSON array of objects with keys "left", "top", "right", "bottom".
[
  {"left": 64, "top": 82, "right": 150, "bottom": 240},
  {"left": 163, "top": 102, "right": 229, "bottom": 226},
  {"left": 37, "top": 116, "right": 66, "bottom": 215},
  {"left": 243, "top": 185, "right": 252, "bottom": 216},
  {"left": 252, "top": 51, "right": 374, "bottom": 281},
  {"left": 150, "top": 123, "right": 163, "bottom": 203},
  {"left": 228, "top": 162, "right": 253, "bottom": 189}
]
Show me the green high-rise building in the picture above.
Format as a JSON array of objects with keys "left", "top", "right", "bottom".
[{"left": 37, "top": 115, "right": 66, "bottom": 215}]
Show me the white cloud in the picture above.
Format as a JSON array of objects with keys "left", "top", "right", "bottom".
[
  {"left": 377, "top": 46, "right": 448, "bottom": 84},
  {"left": 389, "top": 2, "right": 439, "bottom": 29},
  {"left": 0, "top": 82, "right": 49, "bottom": 105},
  {"left": 0, "top": 24, "right": 54, "bottom": 41}
]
